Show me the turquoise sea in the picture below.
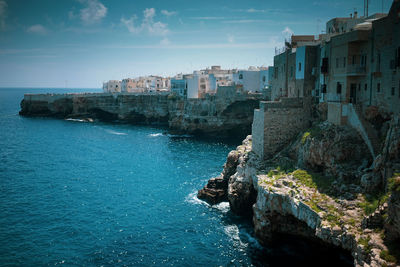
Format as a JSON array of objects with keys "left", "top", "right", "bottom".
[{"left": 0, "top": 88, "right": 353, "bottom": 266}]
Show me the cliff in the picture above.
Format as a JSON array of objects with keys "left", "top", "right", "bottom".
[
  {"left": 19, "top": 93, "right": 170, "bottom": 123},
  {"left": 20, "top": 92, "right": 263, "bottom": 138},
  {"left": 199, "top": 118, "right": 400, "bottom": 266}
]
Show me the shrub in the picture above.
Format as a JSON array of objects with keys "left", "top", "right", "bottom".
[
  {"left": 301, "top": 132, "right": 310, "bottom": 144},
  {"left": 359, "top": 193, "right": 389, "bottom": 215},
  {"left": 380, "top": 250, "right": 396, "bottom": 263},
  {"left": 358, "top": 236, "right": 372, "bottom": 253},
  {"left": 292, "top": 169, "right": 334, "bottom": 192},
  {"left": 388, "top": 174, "right": 400, "bottom": 192}
]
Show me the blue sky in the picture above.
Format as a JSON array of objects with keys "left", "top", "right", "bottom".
[{"left": 0, "top": 0, "right": 391, "bottom": 88}]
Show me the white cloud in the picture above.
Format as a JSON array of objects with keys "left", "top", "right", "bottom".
[
  {"left": 161, "top": 10, "right": 177, "bottom": 17},
  {"left": 282, "top": 26, "right": 294, "bottom": 39},
  {"left": 78, "top": 0, "right": 107, "bottom": 25},
  {"left": 121, "top": 8, "right": 169, "bottom": 36},
  {"left": 246, "top": 8, "right": 265, "bottom": 13},
  {"left": 27, "top": 24, "right": 48, "bottom": 35},
  {"left": 0, "top": 0, "right": 7, "bottom": 31},
  {"left": 121, "top": 15, "right": 139, "bottom": 33}
]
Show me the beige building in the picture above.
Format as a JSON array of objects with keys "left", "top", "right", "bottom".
[
  {"left": 121, "top": 78, "right": 138, "bottom": 93},
  {"left": 103, "top": 80, "right": 121, "bottom": 93}
]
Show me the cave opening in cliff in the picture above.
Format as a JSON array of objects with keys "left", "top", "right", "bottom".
[
  {"left": 253, "top": 213, "right": 354, "bottom": 266},
  {"left": 251, "top": 233, "right": 354, "bottom": 267}
]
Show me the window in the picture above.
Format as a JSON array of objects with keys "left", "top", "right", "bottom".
[
  {"left": 263, "top": 76, "right": 266, "bottom": 82},
  {"left": 352, "top": 55, "right": 356, "bottom": 65},
  {"left": 358, "top": 83, "right": 361, "bottom": 91},
  {"left": 337, "top": 82, "right": 342, "bottom": 94},
  {"left": 377, "top": 83, "right": 381, "bottom": 93},
  {"left": 239, "top": 74, "right": 243, "bottom": 80},
  {"left": 299, "top": 62, "right": 302, "bottom": 71},
  {"left": 343, "top": 57, "right": 346, "bottom": 68},
  {"left": 336, "top": 58, "right": 339, "bottom": 68},
  {"left": 392, "top": 87, "right": 395, "bottom": 96},
  {"left": 365, "top": 84, "right": 367, "bottom": 91},
  {"left": 290, "top": 67, "right": 293, "bottom": 77},
  {"left": 361, "top": 55, "right": 367, "bottom": 66}
]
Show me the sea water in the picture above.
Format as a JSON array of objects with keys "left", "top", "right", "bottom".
[{"left": 0, "top": 88, "right": 353, "bottom": 266}]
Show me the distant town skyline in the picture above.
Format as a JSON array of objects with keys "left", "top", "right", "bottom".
[{"left": 0, "top": 0, "right": 391, "bottom": 88}]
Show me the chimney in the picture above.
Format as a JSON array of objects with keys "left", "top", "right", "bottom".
[{"left": 354, "top": 11, "right": 358, "bottom": 18}]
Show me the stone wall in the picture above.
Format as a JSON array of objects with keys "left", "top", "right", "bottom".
[
  {"left": 252, "top": 97, "right": 311, "bottom": 159},
  {"left": 168, "top": 94, "right": 262, "bottom": 137}
]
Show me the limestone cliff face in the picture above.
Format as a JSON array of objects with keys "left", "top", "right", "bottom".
[
  {"left": 20, "top": 93, "right": 262, "bottom": 137},
  {"left": 20, "top": 93, "right": 169, "bottom": 123},
  {"left": 361, "top": 116, "right": 400, "bottom": 193},
  {"left": 296, "top": 122, "right": 371, "bottom": 180},
  {"left": 168, "top": 97, "right": 260, "bottom": 137},
  {"left": 227, "top": 136, "right": 258, "bottom": 216},
  {"left": 387, "top": 177, "right": 400, "bottom": 241}
]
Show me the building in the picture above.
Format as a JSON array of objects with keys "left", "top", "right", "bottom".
[
  {"left": 171, "top": 76, "right": 187, "bottom": 97},
  {"left": 233, "top": 67, "right": 269, "bottom": 93},
  {"left": 187, "top": 71, "right": 210, "bottom": 99},
  {"left": 103, "top": 80, "right": 121, "bottom": 93},
  {"left": 121, "top": 78, "right": 137, "bottom": 93}
]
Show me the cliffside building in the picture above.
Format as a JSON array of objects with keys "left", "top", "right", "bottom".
[
  {"left": 103, "top": 80, "right": 121, "bottom": 93},
  {"left": 233, "top": 67, "right": 269, "bottom": 93}
]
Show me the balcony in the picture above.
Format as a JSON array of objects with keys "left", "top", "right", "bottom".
[{"left": 346, "top": 64, "right": 366, "bottom": 76}]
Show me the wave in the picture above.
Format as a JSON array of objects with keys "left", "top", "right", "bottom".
[
  {"left": 185, "top": 191, "right": 230, "bottom": 213},
  {"left": 65, "top": 118, "right": 92, "bottom": 123},
  {"left": 185, "top": 191, "right": 207, "bottom": 206},
  {"left": 213, "top": 201, "right": 230, "bottom": 213},
  {"left": 105, "top": 129, "right": 127, "bottom": 136},
  {"left": 149, "top": 133, "right": 163, "bottom": 137}
]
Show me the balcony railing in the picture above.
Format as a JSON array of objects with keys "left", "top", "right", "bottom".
[{"left": 346, "top": 64, "right": 366, "bottom": 75}]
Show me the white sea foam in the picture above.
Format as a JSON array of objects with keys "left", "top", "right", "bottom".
[
  {"left": 213, "top": 201, "right": 230, "bottom": 213},
  {"left": 185, "top": 192, "right": 231, "bottom": 214},
  {"left": 105, "top": 129, "right": 127, "bottom": 135},
  {"left": 185, "top": 191, "right": 208, "bottom": 206},
  {"left": 65, "top": 118, "right": 87, "bottom": 122},
  {"left": 224, "top": 224, "right": 248, "bottom": 249},
  {"left": 149, "top": 133, "right": 163, "bottom": 137}
]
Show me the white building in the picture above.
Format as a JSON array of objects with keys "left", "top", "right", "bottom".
[
  {"left": 187, "top": 71, "right": 211, "bottom": 98},
  {"left": 233, "top": 67, "right": 269, "bottom": 92}
]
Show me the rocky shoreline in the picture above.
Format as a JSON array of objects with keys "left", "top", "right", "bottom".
[{"left": 198, "top": 117, "right": 400, "bottom": 267}]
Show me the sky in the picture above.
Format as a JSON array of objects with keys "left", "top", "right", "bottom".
[{"left": 0, "top": 0, "right": 392, "bottom": 88}]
